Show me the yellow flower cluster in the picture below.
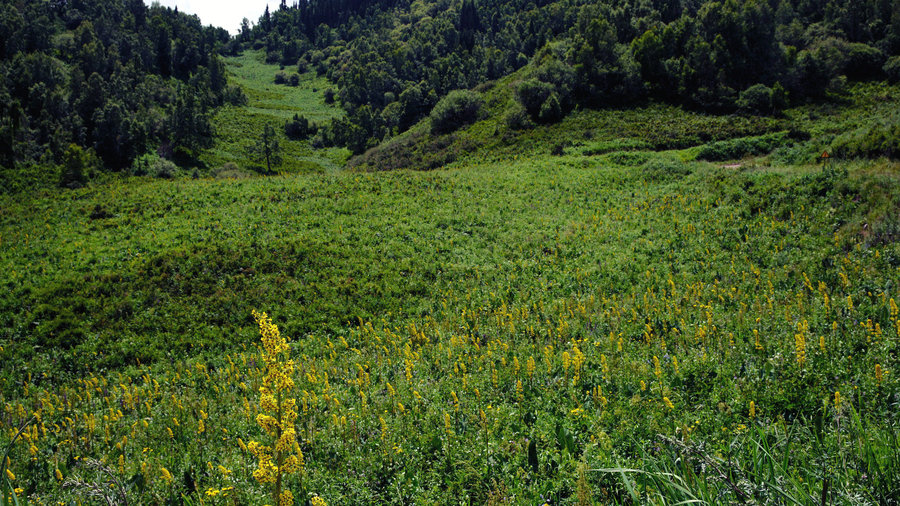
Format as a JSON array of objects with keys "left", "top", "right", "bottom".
[{"left": 249, "top": 310, "right": 303, "bottom": 506}]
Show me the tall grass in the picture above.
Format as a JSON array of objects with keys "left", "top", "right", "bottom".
[{"left": 599, "top": 405, "right": 900, "bottom": 505}]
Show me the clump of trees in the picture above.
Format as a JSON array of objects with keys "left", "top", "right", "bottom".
[
  {"left": 285, "top": 114, "right": 317, "bottom": 139},
  {"left": 430, "top": 90, "right": 482, "bottom": 134},
  {"left": 0, "top": 0, "right": 243, "bottom": 190}
]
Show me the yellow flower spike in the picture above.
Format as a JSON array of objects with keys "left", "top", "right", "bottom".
[
  {"left": 834, "top": 391, "right": 841, "bottom": 411},
  {"left": 444, "top": 412, "right": 453, "bottom": 438},
  {"left": 663, "top": 397, "right": 675, "bottom": 410},
  {"left": 160, "top": 467, "right": 173, "bottom": 484},
  {"left": 249, "top": 311, "right": 302, "bottom": 506},
  {"left": 875, "top": 364, "right": 883, "bottom": 383},
  {"left": 749, "top": 401, "right": 756, "bottom": 419}
]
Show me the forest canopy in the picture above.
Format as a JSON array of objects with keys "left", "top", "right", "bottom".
[
  {"left": 244, "top": 0, "right": 899, "bottom": 153},
  {"left": 0, "top": 0, "right": 242, "bottom": 189}
]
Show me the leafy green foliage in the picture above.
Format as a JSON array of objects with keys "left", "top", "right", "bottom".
[
  {"left": 247, "top": 125, "right": 283, "bottom": 173},
  {"left": 0, "top": 1, "right": 231, "bottom": 185},
  {"left": 693, "top": 132, "right": 792, "bottom": 162},
  {"left": 832, "top": 116, "right": 900, "bottom": 160},
  {"left": 429, "top": 90, "right": 483, "bottom": 134}
]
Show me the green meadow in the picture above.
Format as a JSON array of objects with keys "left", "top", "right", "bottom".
[
  {"left": 2, "top": 141, "right": 899, "bottom": 503},
  {"left": 2, "top": 49, "right": 900, "bottom": 504},
  {"left": 200, "top": 50, "right": 350, "bottom": 174}
]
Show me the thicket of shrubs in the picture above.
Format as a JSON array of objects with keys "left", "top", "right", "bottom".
[{"left": 429, "top": 90, "right": 483, "bottom": 134}]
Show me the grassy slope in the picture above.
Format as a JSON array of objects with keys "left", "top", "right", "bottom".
[
  {"left": 1, "top": 86, "right": 899, "bottom": 504},
  {"left": 200, "top": 50, "right": 350, "bottom": 174},
  {"left": 352, "top": 74, "right": 900, "bottom": 173}
]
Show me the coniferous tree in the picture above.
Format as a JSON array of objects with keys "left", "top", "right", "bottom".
[{"left": 248, "top": 124, "right": 283, "bottom": 173}]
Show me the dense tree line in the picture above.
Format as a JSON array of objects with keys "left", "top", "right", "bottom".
[
  {"left": 0, "top": 0, "right": 242, "bottom": 187},
  {"left": 244, "top": 0, "right": 900, "bottom": 153}
]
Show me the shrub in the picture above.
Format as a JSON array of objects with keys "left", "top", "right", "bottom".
[
  {"left": 274, "top": 71, "right": 287, "bottom": 84},
  {"left": 737, "top": 84, "right": 775, "bottom": 114},
  {"left": 324, "top": 88, "right": 335, "bottom": 104},
  {"left": 150, "top": 157, "right": 178, "bottom": 179},
  {"left": 212, "top": 163, "right": 251, "bottom": 179},
  {"left": 224, "top": 85, "right": 248, "bottom": 106},
  {"left": 538, "top": 91, "right": 563, "bottom": 123},
  {"left": 504, "top": 103, "right": 532, "bottom": 130},
  {"left": 285, "top": 114, "right": 316, "bottom": 140},
  {"left": 288, "top": 73, "right": 300, "bottom": 87},
  {"left": 59, "top": 144, "right": 100, "bottom": 189},
  {"left": 516, "top": 78, "right": 554, "bottom": 118},
  {"left": 831, "top": 117, "right": 900, "bottom": 160},
  {"left": 884, "top": 56, "right": 900, "bottom": 83},
  {"left": 429, "top": 89, "right": 482, "bottom": 134},
  {"left": 641, "top": 157, "right": 692, "bottom": 182},
  {"left": 843, "top": 42, "right": 884, "bottom": 80}
]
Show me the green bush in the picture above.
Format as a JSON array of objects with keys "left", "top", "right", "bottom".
[
  {"left": 223, "top": 84, "right": 248, "bottom": 106},
  {"left": 831, "top": 116, "right": 900, "bottom": 160},
  {"left": 504, "top": 103, "right": 533, "bottom": 130},
  {"left": 59, "top": 144, "right": 101, "bottom": 189},
  {"left": 151, "top": 158, "right": 178, "bottom": 179},
  {"left": 641, "top": 157, "right": 692, "bottom": 182},
  {"left": 429, "top": 89, "right": 482, "bottom": 134},
  {"left": 736, "top": 83, "right": 787, "bottom": 114},
  {"left": 884, "top": 56, "right": 900, "bottom": 83},
  {"left": 694, "top": 132, "right": 791, "bottom": 161},
  {"left": 516, "top": 78, "right": 554, "bottom": 119}
]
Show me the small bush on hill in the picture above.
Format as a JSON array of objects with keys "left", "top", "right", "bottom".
[
  {"left": 737, "top": 83, "right": 787, "bottom": 115},
  {"left": 285, "top": 114, "right": 316, "bottom": 140},
  {"left": 504, "top": 103, "right": 533, "bottom": 130},
  {"left": 429, "top": 90, "right": 482, "bottom": 134},
  {"left": 641, "top": 157, "right": 692, "bottom": 182},
  {"left": 151, "top": 158, "right": 178, "bottom": 179},
  {"left": 885, "top": 57, "right": 900, "bottom": 83},
  {"left": 224, "top": 85, "right": 248, "bottom": 105},
  {"left": 694, "top": 131, "right": 791, "bottom": 161},
  {"left": 59, "top": 144, "right": 101, "bottom": 189},
  {"left": 212, "top": 162, "right": 252, "bottom": 179}
]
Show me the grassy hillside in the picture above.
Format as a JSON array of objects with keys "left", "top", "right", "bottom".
[
  {"left": 2, "top": 111, "right": 899, "bottom": 504},
  {"left": 351, "top": 77, "right": 900, "bottom": 172},
  {"left": 200, "top": 50, "right": 350, "bottom": 174}
]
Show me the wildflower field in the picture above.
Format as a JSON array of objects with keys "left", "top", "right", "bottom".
[{"left": 2, "top": 142, "right": 899, "bottom": 504}]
